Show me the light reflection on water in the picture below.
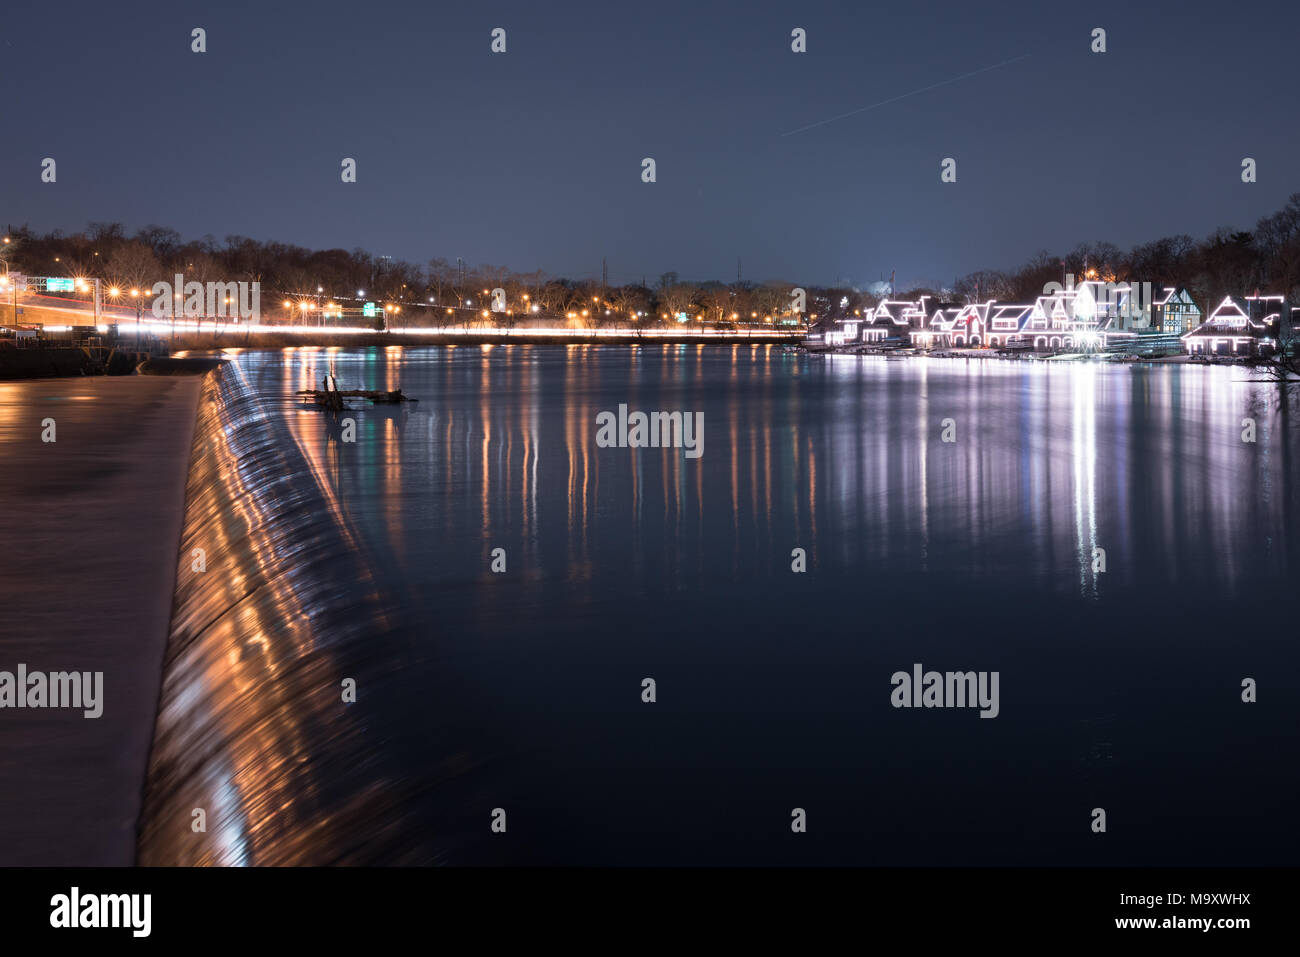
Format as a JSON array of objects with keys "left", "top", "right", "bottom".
[
  {"left": 143, "top": 347, "right": 1300, "bottom": 865},
  {"left": 283, "top": 346, "right": 1295, "bottom": 592}
]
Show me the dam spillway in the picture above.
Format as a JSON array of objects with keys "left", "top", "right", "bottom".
[{"left": 136, "top": 360, "right": 500, "bottom": 865}]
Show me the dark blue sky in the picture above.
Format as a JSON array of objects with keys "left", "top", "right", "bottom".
[{"left": 3, "top": 0, "right": 1297, "bottom": 286}]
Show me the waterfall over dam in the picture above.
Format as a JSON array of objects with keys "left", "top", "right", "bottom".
[{"left": 136, "top": 362, "right": 498, "bottom": 865}]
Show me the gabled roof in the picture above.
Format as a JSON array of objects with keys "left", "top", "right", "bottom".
[
  {"left": 1073, "top": 283, "right": 1116, "bottom": 320},
  {"left": 948, "top": 301, "right": 994, "bottom": 326},
  {"left": 1153, "top": 286, "right": 1198, "bottom": 308},
  {"left": 988, "top": 303, "right": 1032, "bottom": 329},
  {"left": 1183, "top": 296, "right": 1270, "bottom": 338},
  {"left": 1028, "top": 291, "right": 1078, "bottom": 320},
  {"left": 929, "top": 307, "right": 962, "bottom": 328},
  {"left": 1208, "top": 296, "right": 1250, "bottom": 322},
  {"left": 871, "top": 300, "right": 915, "bottom": 325}
]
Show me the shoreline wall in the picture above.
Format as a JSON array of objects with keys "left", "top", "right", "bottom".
[
  {"left": 0, "top": 346, "right": 101, "bottom": 379},
  {"left": 0, "top": 376, "right": 201, "bottom": 865},
  {"left": 165, "top": 329, "right": 800, "bottom": 349}
]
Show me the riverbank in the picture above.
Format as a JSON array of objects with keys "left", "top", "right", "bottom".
[
  {"left": 0, "top": 345, "right": 104, "bottom": 379},
  {"left": 802, "top": 343, "right": 1221, "bottom": 365},
  {"left": 160, "top": 328, "right": 801, "bottom": 350},
  {"left": 0, "top": 375, "right": 203, "bottom": 864},
  {"left": 0, "top": 330, "right": 801, "bottom": 381}
]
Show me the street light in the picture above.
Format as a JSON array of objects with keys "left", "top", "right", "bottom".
[
  {"left": 105, "top": 287, "right": 122, "bottom": 339},
  {"left": 172, "top": 292, "right": 182, "bottom": 348},
  {"left": 127, "top": 289, "right": 143, "bottom": 350}
]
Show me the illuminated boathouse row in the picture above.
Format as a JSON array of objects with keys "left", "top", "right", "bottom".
[{"left": 815, "top": 279, "right": 1293, "bottom": 357}]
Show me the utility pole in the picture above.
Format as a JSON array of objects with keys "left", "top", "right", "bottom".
[{"left": 601, "top": 257, "right": 607, "bottom": 296}]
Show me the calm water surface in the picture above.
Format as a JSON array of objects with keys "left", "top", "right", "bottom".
[{"left": 160, "top": 345, "right": 1300, "bottom": 865}]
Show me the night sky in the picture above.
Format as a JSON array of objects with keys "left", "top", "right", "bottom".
[{"left": 3, "top": 0, "right": 1297, "bottom": 287}]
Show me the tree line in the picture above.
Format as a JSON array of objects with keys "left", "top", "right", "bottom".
[
  {"left": 950, "top": 193, "right": 1300, "bottom": 311},
  {"left": 0, "top": 225, "right": 813, "bottom": 329},
  {"left": 5, "top": 193, "right": 1300, "bottom": 328}
]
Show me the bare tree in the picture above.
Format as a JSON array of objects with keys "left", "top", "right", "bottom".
[
  {"left": 107, "top": 241, "right": 161, "bottom": 292},
  {"left": 660, "top": 283, "right": 699, "bottom": 321}
]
